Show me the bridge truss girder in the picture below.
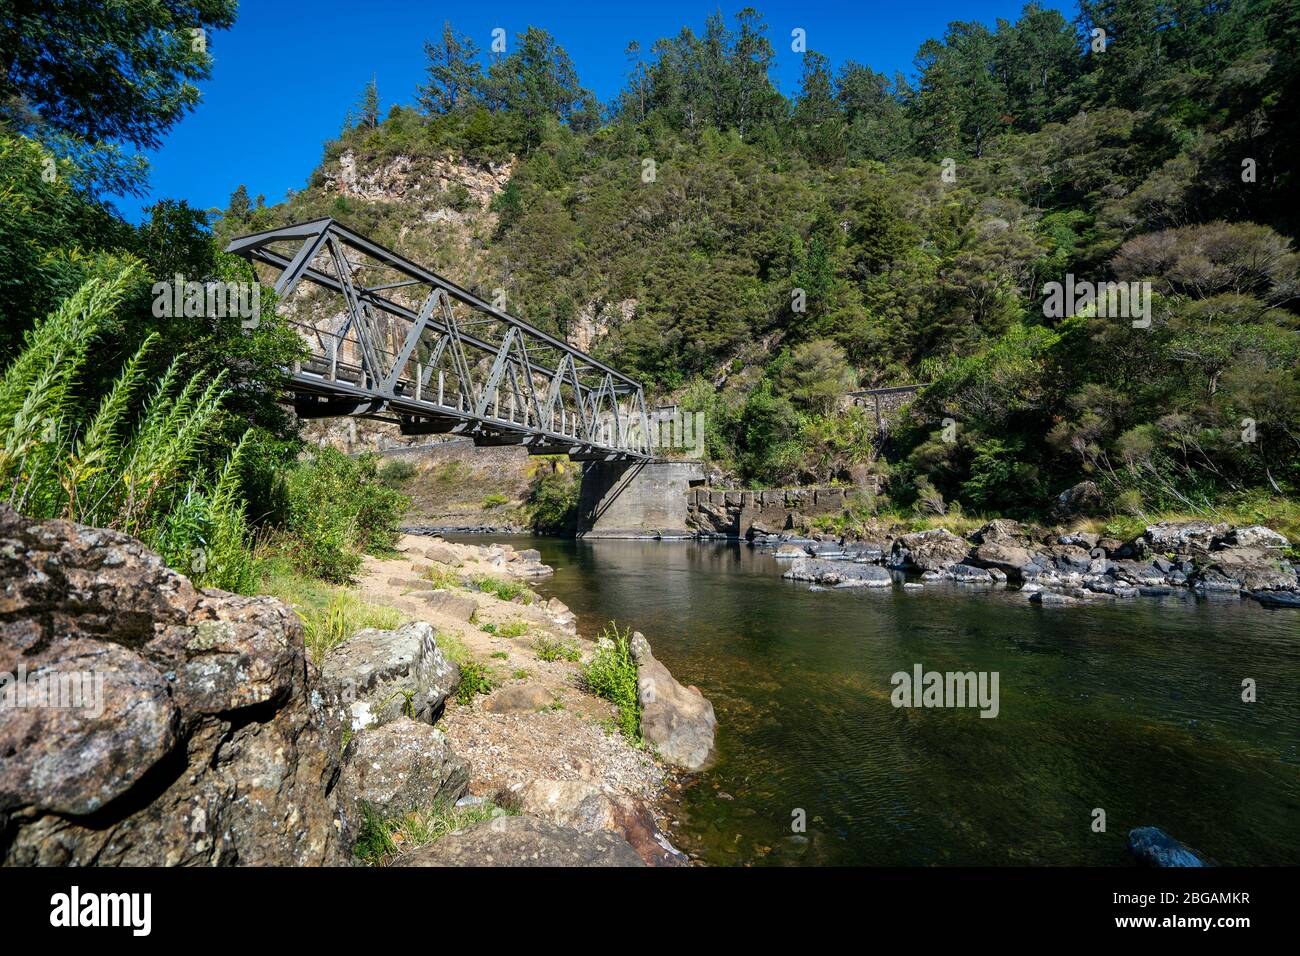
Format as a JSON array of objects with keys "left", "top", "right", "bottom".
[{"left": 227, "top": 218, "right": 653, "bottom": 461}]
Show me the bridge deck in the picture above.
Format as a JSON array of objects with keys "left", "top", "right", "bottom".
[{"left": 227, "top": 218, "right": 653, "bottom": 461}]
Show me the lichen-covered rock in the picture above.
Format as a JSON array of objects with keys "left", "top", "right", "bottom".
[
  {"left": 1192, "top": 548, "right": 1298, "bottom": 593},
  {"left": 518, "top": 778, "right": 687, "bottom": 867},
  {"left": 629, "top": 632, "right": 717, "bottom": 771},
  {"left": 395, "top": 815, "right": 644, "bottom": 867},
  {"left": 887, "top": 529, "right": 972, "bottom": 573},
  {"left": 339, "top": 717, "right": 468, "bottom": 817},
  {"left": 1142, "top": 520, "right": 1229, "bottom": 556},
  {"left": 0, "top": 506, "right": 350, "bottom": 866},
  {"left": 323, "top": 621, "right": 459, "bottom": 731},
  {"left": 1221, "top": 525, "right": 1289, "bottom": 551}
]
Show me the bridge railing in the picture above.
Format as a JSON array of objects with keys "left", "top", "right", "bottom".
[{"left": 227, "top": 218, "right": 653, "bottom": 461}]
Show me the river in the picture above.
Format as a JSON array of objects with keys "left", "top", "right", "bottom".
[{"left": 448, "top": 534, "right": 1300, "bottom": 866}]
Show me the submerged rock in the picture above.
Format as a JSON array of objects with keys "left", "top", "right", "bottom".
[
  {"left": 630, "top": 631, "right": 717, "bottom": 771},
  {"left": 0, "top": 507, "right": 350, "bottom": 866},
  {"left": 783, "top": 557, "right": 892, "bottom": 587},
  {"left": 1127, "top": 826, "right": 1210, "bottom": 867},
  {"left": 396, "top": 815, "right": 644, "bottom": 866}
]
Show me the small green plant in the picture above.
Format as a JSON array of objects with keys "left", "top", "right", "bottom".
[
  {"left": 532, "top": 635, "right": 580, "bottom": 662},
  {"left": 581, "top": 622, "right": 641, "bottom": 742},
  {"left": 456, "top": 660, "right": 497, "bottom": 704},
  {"left": 428, "top": 567, "right": 462, "bottom": 589},
  {"left": 482, "top": 493, "right": 509, "bottom": 509},
  {"left": 472, "top": 574, "right": 532, "bottom": 604},
  {"left": 512, "top": 668, "right": 530, "bottom": 680},
  {"left": 480, "top": 622, "right": 499, "bottom": 635},
  {"left": 489, "top": 650, "right": 508, "bottom": 659},
  {"left": 498, "top": 619, "right": 530, "bottom": 638}
]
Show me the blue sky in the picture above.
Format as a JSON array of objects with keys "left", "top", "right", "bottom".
[{"left": 132, "top": 0, "right": 1074, "bottom": 222}]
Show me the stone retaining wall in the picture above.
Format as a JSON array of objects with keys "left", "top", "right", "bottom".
[{"left": 687, "top": 485, "right": 876, "bottom": 539}]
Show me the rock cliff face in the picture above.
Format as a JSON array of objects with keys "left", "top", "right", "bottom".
[{"left": 0, "top": 507, "right": 351, "bottom": 866}]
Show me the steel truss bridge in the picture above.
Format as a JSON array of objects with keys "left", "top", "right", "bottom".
[{"left": 226, "top": 218, "right": 653, "bottom": 461}]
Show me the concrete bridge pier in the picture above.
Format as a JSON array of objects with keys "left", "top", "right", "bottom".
[{"left": 577, "top": 460, "right": 705, "bottom": 538}]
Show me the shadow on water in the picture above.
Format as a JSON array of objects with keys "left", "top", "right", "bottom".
[{"left": 448, "top": 534, "right": 1300, "bottom": 866}]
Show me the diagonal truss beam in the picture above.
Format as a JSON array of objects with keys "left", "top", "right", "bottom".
[{"left": 227, "top": 218, "right": 653, "bottom": 460}]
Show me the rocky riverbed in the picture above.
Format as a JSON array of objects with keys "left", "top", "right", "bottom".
[
  {"left": 0, "top": 507, "right": 716, "bottom": 867},
  {"left": 764, "top": 518, "right": 1300, "bottom": 608}
]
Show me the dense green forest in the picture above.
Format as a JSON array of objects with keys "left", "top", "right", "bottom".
[
  {"left": 3, "top": 1, "right": 1299, "bottom": 551},
  {"left": 219, "top": 1, "right": 1300, "bottom": 523}
]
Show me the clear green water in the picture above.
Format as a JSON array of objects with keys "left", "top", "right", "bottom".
[{"left": 449, "top": 535, "right": 1300, "bottom": 866}]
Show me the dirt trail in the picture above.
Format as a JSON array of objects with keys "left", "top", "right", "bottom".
[{"left": 352, "top": 534, "right": 665, "bottom": 803}]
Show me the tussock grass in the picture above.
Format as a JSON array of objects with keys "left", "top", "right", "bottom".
[
  {"left": 256, "top": 555, "right": 403, "bottom": 664},
  {"left": 355, "top": 800, "right": 517, "bottom": 866}
]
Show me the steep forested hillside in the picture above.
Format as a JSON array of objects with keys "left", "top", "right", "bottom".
[{"left": 13, "top": 1, "right": 1296, "bottom": 529}]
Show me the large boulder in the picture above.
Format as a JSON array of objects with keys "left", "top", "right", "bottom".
[
  {"left": 970, "top": 541, "right": 1040, "bottom": 580},
  {"left": 970, "top": 519, "right": 1031, "bottom": 545},
  {"left": 1142, "top": 520, "right": 1228, "bottom": 556},
  {"left": 323, "top": 621, "right": 459, "bottom": 731},
  {"left": 629, "top": 632, "right": 717, "bottom": 771},
  {"left": 1221, "top": 525, "right": 1289, "bottom": 551},
  {"left": 395, "top": 815, "right": 644, "bottom": 867},
  {"left": 1053, "top": 480, "right": 1104, "bottom": 518},
  {"left": 0, "top": 507, "right": 350, "bottom": 866},
  {"left": 782, "top": 558, "right": 892, "bottom": 588},
  {"left": 339, "top": 717, "right": 469, "bottom": 818},
  {"left": 1192, "top": 548, "right": 1298, "bottom": 593},
  {"left": 888, "top": 529, "right": 972, "bottom": 573},
  {"left": 415, "top": 589, "right": 478, "bottom": 622},
  {"left": 518, "top": 779, "right": 687, "bottom": 867}
]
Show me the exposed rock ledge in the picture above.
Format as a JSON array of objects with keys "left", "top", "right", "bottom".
[
  {"left": 0, "top": 506, "right": 351, "bottom": 865},
  {"left": 1, "top": 509, "right": 713, "bottom": 867},
  {"left": 763, "top": 518, "right": 1299, "bottom": 608}
]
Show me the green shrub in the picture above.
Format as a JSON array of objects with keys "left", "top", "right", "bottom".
[
  {"left": 523, "top": 456, "right": 579, "bottom": 534},
  {"left": 298, "top": 591, "right": 403, "bottom": 664},
  {"left": 377, "top": 457, "right": 417, "bottom": 487},
  {"left": 282, "top": 448, "right": 408, "bottom": 583},
  {"left": 482, "top": 492, "right": 509, "bottom": 509},
  {"left": 498, "top": 619, "right": 530, "bottom": 638},
  {"left": 581, "top": 622, "right": 641, "bottom": 742}
]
